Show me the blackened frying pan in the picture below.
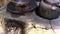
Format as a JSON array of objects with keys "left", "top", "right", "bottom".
[{"left": 7, "top": 0, "right": 37, "bottom": 15}]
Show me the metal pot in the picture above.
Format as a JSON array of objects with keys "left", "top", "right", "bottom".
[
  {"left": 35, "top": 0, "right": 60, "bottom": 20},
  {"left": 7, "top": 0, "right": 37, "bottom": 15}
]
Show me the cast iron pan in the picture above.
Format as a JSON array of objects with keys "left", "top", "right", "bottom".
[{"left": 7, "top": 0, "right": 37, "bottom": 15}]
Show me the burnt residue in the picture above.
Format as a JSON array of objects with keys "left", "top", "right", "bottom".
[{"left": 5, "top": 18, "right": 25, "bottom": 34}]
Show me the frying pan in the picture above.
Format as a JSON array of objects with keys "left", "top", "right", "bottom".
[{"left": 7, "top": 0, "right": 37, "bottom": 15}]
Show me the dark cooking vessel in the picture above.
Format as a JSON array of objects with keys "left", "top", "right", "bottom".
[
  {"left": 35, "top": 0, "right": 60, "bottom": 20},
  {"left": 7, "top": 0, "right": 37, "bottom": 15}
]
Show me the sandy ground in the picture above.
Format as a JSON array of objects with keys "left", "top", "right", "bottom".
[{"left": 0, "top": 8, "right": 60, "bottom": 34}]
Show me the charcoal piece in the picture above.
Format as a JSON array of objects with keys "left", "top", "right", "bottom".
[
  {"left": 5, "top": 18, "right": 25, "bottom": 29},
  {"left": 5, "top": 18, "right": 26, "bottom": 34}
]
